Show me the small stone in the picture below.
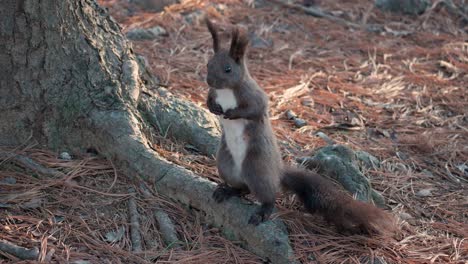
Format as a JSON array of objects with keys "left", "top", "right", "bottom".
[
  {"left": 375, "top": 0, "right": 430, "bottom": 15},
  {"left": 250, "top": 0, "right": 268, "bottom": 8},
  {"left": 272, "top": 23, "right": 292, "bottom": 34},
  {"left": 294, "top": 118, "right": 307, "bottom": 128},
  {"left": 105, "top": 227, "right": 125, "bottom": 243},
  {"left": 129, "top": 0, "right": 178, "bottom": 13},
  {"left": 330, "top": 10, "right": 344, "bottom": 16},
  {"left": 0, "top": 177, "right": 17, "bottom": 184},
  {"left": 126, "top": 26, "right": 167, "bottom": 40},
  {"left": 183, "top": 10, "right": 203, "bottom": 24},
  {"left": 382, "top": 129, "right": 391, "bottom": 138},
  {"left": 399, "top": 212, "right": 413, "bottom": 220},
  {"left": 59, "top": 152, "right": 72, "bottom": 160},
  {"left": 421, "top": 169, "right": 434, "bottom": 177},
  {"left": 0, "top": 203, "right": 12, "bottom": 208},
  {"left": 285, "top": 110, "right": 297, "bottom": 120},
  {"left": 53, "top": 215, "right": 65, "bottom": 223},
  {"left": 416, "top": 188, "right": 433, "bottom": 197},
  {"left": 21, "top": 198, "right": 44, "bottom": 209},
  {"left": 301, "top": 99, "right": 314, "bottom": 107},
  {"left": 72, "top": 261, "right": 91, "bottom": 264},
  {"left": 394, "top": 162, "right": 408, "bottom": 172},
  {"left": 456, "top": 163, "right": 468, "bottom": 175},
  {"left": 303, "top": 0, "right": 316, "bottom": 7},
  {"left": 213, "top": 3, "right": 227, "bottom": 12}
]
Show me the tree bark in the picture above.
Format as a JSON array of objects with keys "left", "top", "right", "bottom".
[
  {"left": 0, "top": 0, "right": 293, "bottom": 262},
  {"left": 1, "top": 0, "right": 139, "bottom": 149}
]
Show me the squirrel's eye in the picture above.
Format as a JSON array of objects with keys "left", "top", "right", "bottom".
[{"left": 224, "top": 65, "right": 232, "bottom": 73}]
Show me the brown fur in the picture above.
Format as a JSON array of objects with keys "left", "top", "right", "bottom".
[
  {"left": 205, "top": 19, "right": 395, "bottom": 233},
  {"left": 229, "top": 27, "right": 249, "bottom": 63},
  {"left": 282, "top": 167, "right": 395, "bottom": 234},
  {"left": 205, "top": 18, "right": 219, "bottom": 52}
]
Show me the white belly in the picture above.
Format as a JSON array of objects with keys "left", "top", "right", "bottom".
[
  {"left": 215, "top": 89, "right": 238, "bottom": 111},
  {"left": 215, "top": 89, "right": 248, "bottom": 176},
  {"left": 220, "top": 118, "right": 248, "bottom": 175}
]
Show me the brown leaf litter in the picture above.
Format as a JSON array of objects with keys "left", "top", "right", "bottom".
[{"left": 1, "top": 0, "right": 467, "bottom": 263}]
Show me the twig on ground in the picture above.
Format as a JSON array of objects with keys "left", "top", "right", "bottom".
[
  {"left": 0, "top": 151, "right": 66, "bottom": 178},
  {"left": 106, "top": 159, "right": 119, "bottom": 193},
  {"left": 423, "top": 0, "right": 468, "bottom": 28},
  {"left": 154, "top": 210, "right": 181, "bottom": 247},
  {"left": 315, "top": 132, "right": 336, "bottom": 145},
  {"left": 0, "top": 150, "right": 128, "bottom": 197},
  {"left": 442, "top": 0, "right": 468, "bottom": 22},
  {"left": 128, "top": 187, "right": 143, "bottom": 253},
  {"left": 0, "top": 239, "right": 39, "bottom": 260},
  {"left": 270, "top": 0, "right": 383, "bottom": 32},
  {"left": 140, "top": 183, "right": 181, "bottom": 247}
]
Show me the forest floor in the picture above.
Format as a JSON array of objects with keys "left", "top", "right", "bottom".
[{"left": 1, "top": 0, "right": 467, "bottom": 263}]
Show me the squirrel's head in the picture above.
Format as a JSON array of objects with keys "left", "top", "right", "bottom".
[{"left": 205, "top": 18, "right": 249, "bottom": 90}]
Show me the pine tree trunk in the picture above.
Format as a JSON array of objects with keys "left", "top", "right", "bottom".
[
  {"left": 0, "top": 1, "right": 294, "bottom": 262},
  {"left": 1, "top": 0, "right": 137, "bottom": 149}
]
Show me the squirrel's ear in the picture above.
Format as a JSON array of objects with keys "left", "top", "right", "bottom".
[
  {"left": 205, "top": 18, "right": 219, "bottom": 52},
  {"left": 229, "top": 26, "right": 249, "bottom": 63}
]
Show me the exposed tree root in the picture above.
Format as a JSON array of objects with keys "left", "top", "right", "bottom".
[
  {"left": 128, "top": 187, "right": 143, "bottom": 253},
  {"left": 86, "top": 110, "right": 295, "bottom": 264},
  {"left": 0, "top": 151, "right": 65, "bottom": 179},
  {"left": 0, "top": 239, "right": 39, "bottom": 261},
  {"left": 139, "top": 85, "right": 220, "bottom": 157}
]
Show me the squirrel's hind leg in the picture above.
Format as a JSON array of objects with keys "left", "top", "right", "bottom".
[
  {"left": 213, "top": 184, "right": 249, "bottom": 203},
  {"left": 248, "top": 202, "right": 274, "bottom": 225}
]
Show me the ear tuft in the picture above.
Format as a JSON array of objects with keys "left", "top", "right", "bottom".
[
  {"left": 229, "top": 26, "right": 249, "bottom": 63},
  {"left": 205, "top": 17, "right": 219, "bottom": 52}
]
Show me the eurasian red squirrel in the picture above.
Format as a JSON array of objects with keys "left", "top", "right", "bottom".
[{"left": 205, "top": 19, "right": 395, "bottom": 234}]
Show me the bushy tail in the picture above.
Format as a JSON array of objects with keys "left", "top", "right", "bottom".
[{"left": 281, "top": 167, "right": 395, "bottom": 235}]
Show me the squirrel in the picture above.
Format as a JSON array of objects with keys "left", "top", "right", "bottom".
[{"left": 204, "top": 19, "right": 395, "bottom": 234}]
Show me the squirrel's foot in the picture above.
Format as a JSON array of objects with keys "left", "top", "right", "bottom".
[
  {"left": 213, "top": 184, "right": 243, "bottom": 203},
  {"left": 223, "top": 109, "right": 239, "bottom": 119},
  {"left": 248, "top": 202, "right": 274, "bottom": 225}
]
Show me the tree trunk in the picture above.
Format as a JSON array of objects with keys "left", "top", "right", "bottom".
[{"left": 0, "top": 0, "right": 294, "bottom": 263}]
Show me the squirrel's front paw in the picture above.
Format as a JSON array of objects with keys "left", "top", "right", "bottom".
[
  {"left": 223, "top": 109, "right": 238, "bottom": 120},
  {"left": 208, "top": 102, "right": 224, "bottom": 115}
]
